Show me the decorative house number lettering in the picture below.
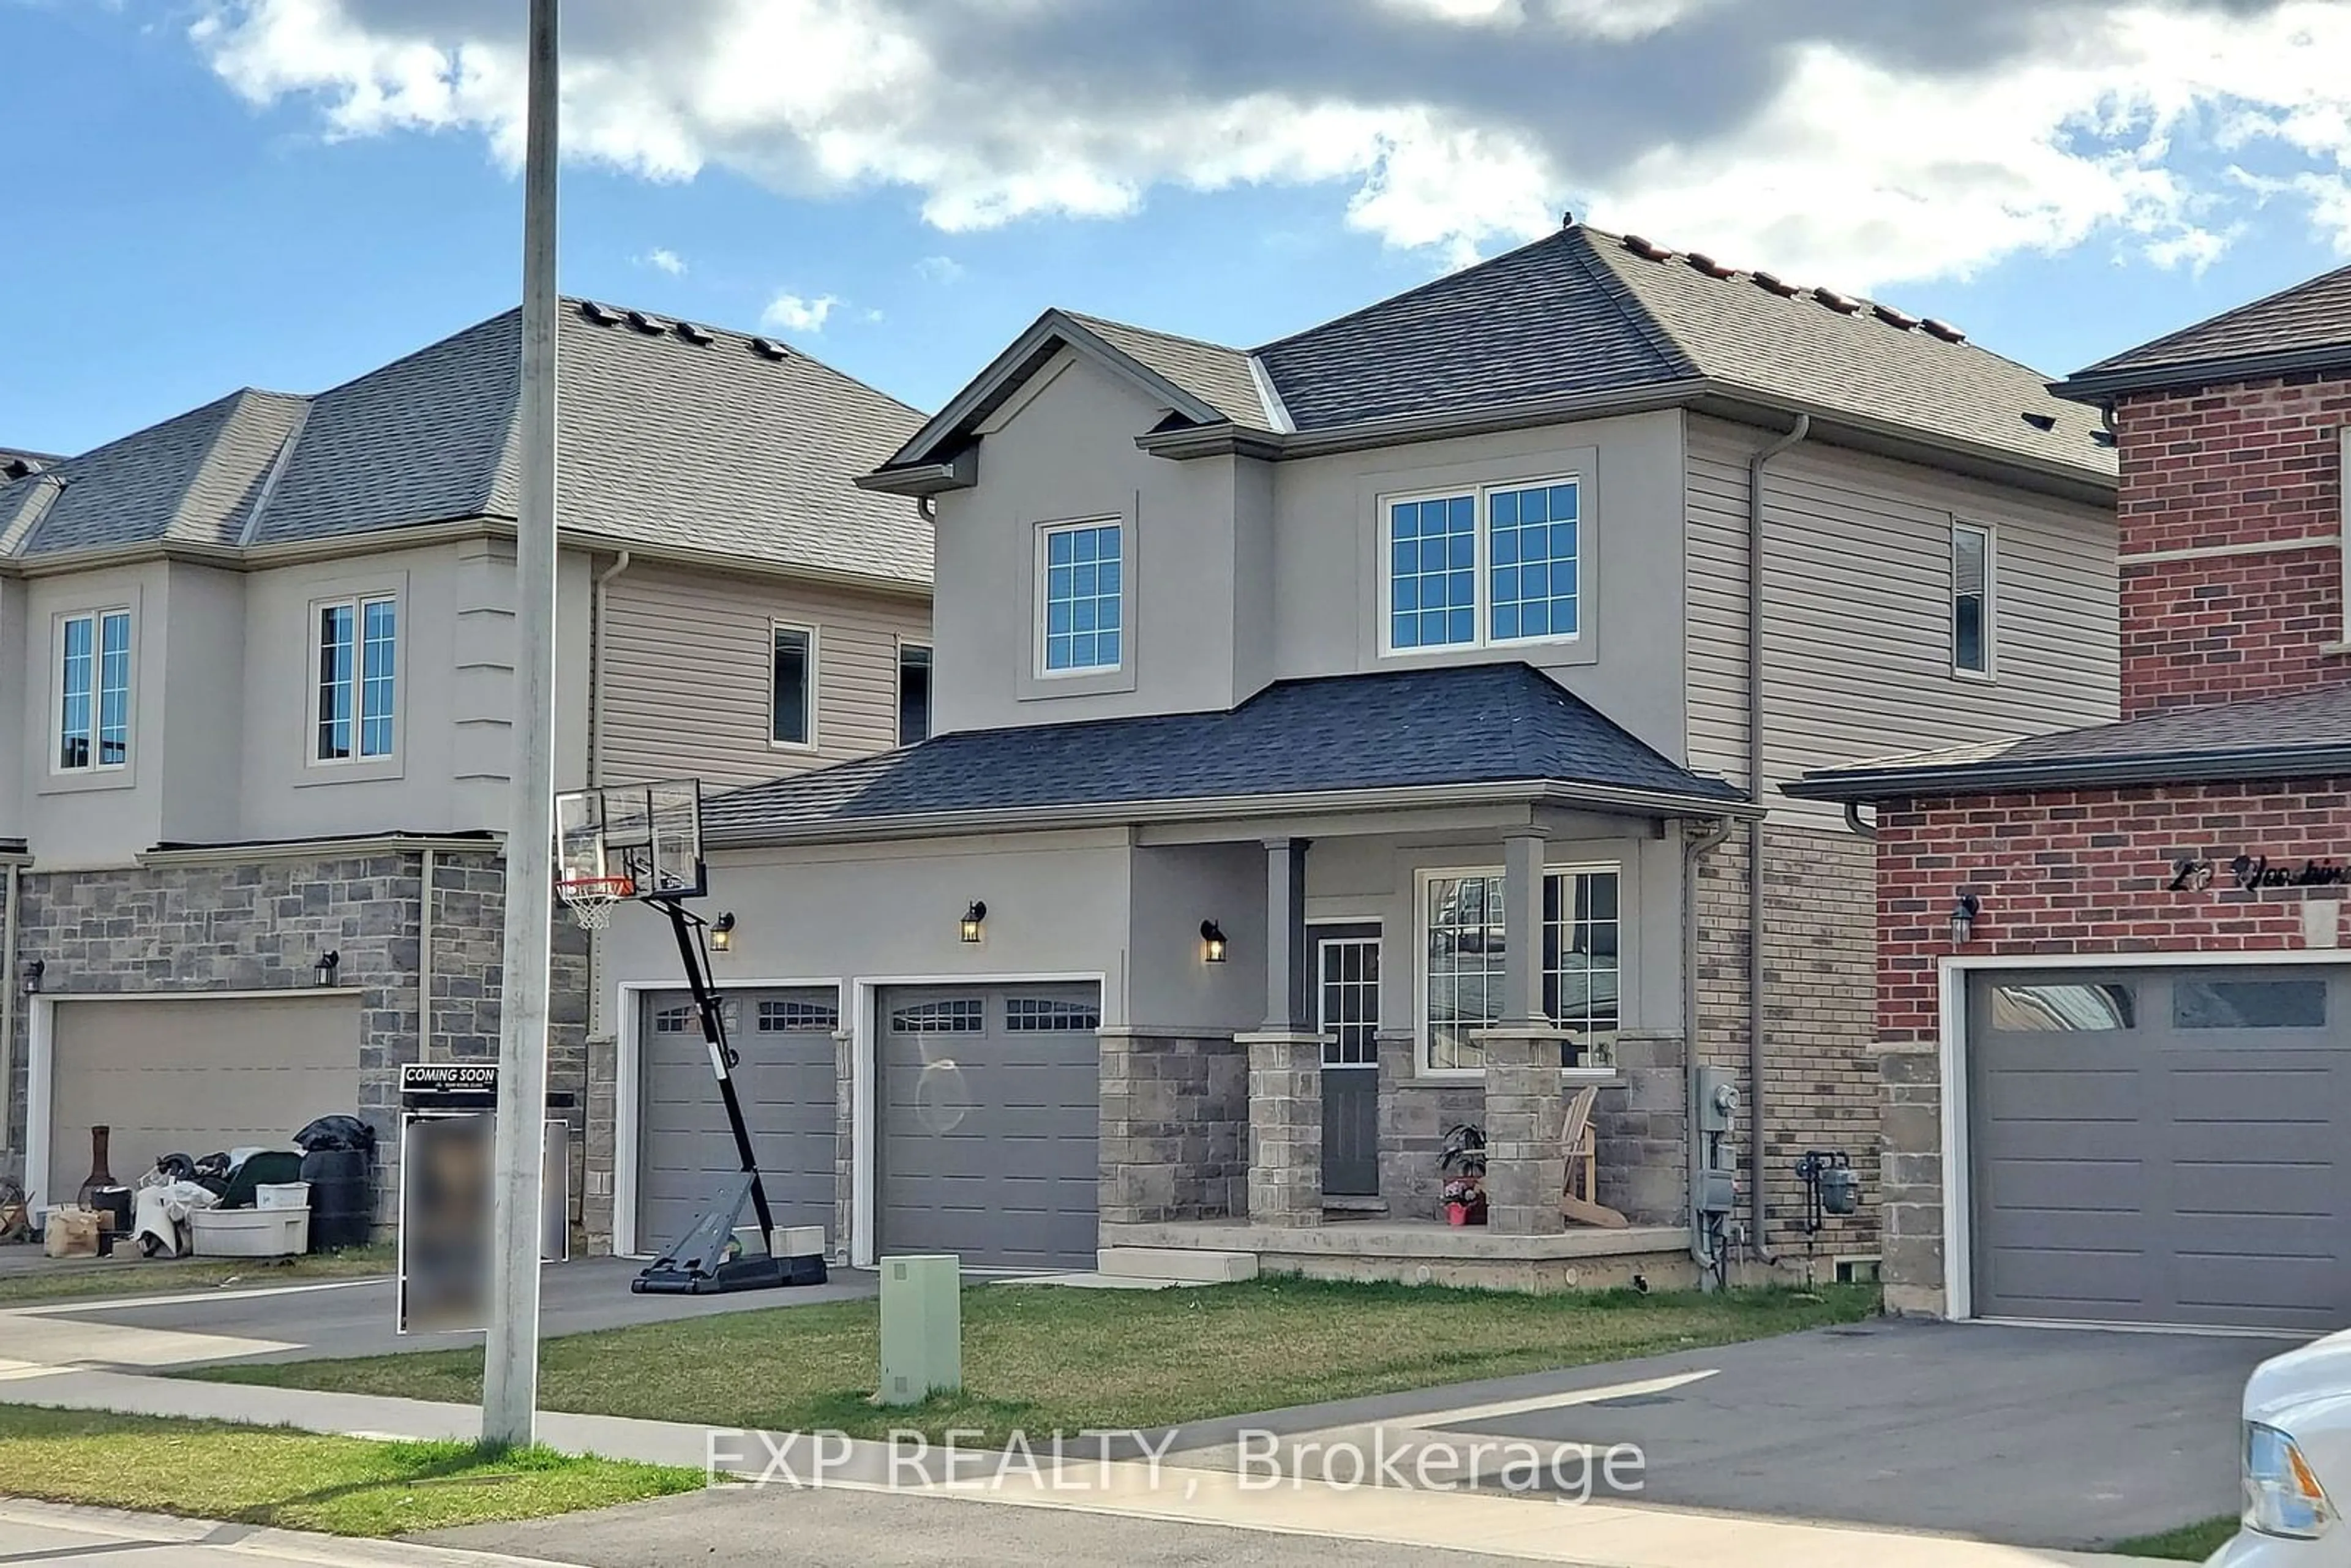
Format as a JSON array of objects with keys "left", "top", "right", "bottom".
[{"left": 2170, "top": 854, "right": 2351, "bottom": 891}]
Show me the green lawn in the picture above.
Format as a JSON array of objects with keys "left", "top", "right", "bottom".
[
  {"left": 190, "top": 1276, "right": 1877, "bottom": 1442},
  {"left": 2111, "top": 1515, "right": 2239, "bottom": 1561},
  {"left": 0, "top": 1406, "right": 699, "bottom": 1536},
  {"left": 0, "top": 1244, "right": 393, "bottom": 1308}
]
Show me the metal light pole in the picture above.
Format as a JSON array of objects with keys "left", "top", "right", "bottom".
[{"left": 484, "top": 0, "right": 561, "bottom": 1449}]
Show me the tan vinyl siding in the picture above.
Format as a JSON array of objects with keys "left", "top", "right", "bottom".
[
  {"left": 598, "top": 561, "right": 930, "bottom": 790},
  {"left": 1686, "top": 416, "right": 2117, "bottom": 825}
]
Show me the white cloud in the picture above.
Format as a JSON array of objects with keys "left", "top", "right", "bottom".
[
  {"left": 185, "top": 0, "right": 2351, "bottom": 290},
  {"left": 913, "top": 254, "right": 964, "bottom": 283},
  {"left": 638, "top": 247, "right": 687, "bottom": 276},
  {"left": 761, "top": 291, "right": 839, "bottom": 334}
]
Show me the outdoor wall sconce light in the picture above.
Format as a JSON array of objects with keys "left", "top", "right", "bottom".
[
  {"left": 314, "top": 950, "right": 341, "bottom": 988},
  {"left": 959, "top": 901, "right": 988, "bottom": 943},
  {"left": 1200, "top": 920, "right": 1228, "bottom": 963},
  {"left": 1949, "top": 893, "right": 1982, "bottom": 947},
  {"left": 18, "top": 959, "right": 42, "bottom": 997},
  {"left": 710, "top": 912, "right": 737, "bottom": 953}
]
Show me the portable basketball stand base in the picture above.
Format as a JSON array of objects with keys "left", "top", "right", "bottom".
[
  {"left": 555, "top": 778, "right": 826, "bottom": 1298},
  {"left": 629, "top": 897, "right": 828, "bottom": 1296}
]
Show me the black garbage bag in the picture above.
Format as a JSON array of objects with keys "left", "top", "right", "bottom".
[{"left": 293, "top": 1116, "right": 377, "bottom": 1153}]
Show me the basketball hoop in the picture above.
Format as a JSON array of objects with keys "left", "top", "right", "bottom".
[{"left": 557, "top": 874, "right": 635, "bottom": 931}]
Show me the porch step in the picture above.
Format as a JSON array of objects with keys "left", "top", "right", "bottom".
[{"left": 1096, "top": 1246, "right": 1259, "bottom": 1284}]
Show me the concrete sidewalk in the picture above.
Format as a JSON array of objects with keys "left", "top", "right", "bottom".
[
  {"left": 0, "top": 1496, "right": 571, "bottom": 1566},
  {"left": 0, "top": 1363, "right": 2172, "bottom": 1568}
]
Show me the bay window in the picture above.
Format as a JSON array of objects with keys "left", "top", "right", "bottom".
[
  {"left": 1421, "top": 864, "right": 1621, "bottom": 1073},
  {"left": 1385, "top": 477, "right": 1581, "bottom": 653}
]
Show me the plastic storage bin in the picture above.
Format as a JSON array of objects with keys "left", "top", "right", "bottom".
[
  {"left": 255, "top": 1182, "right": 311, "bottom": 1210},
  {"left": 189, "top": 1206, "right": 310, "bottom": 1258}
]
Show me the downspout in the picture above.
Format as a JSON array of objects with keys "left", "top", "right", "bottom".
[
  {"left": 419, "top": 847, "right": 437, "bottom": 1064},
  {"left": 1843, "top": 801, "right": 1877, "bottom": 841},
  {"left": 1, "top": 860, "right": 19, "bottom": 1159},
  {"left": 1683, "top": 817, "right": 1733, "bottom": 1282},
  {"left": 588, "top": 550, "right": 633, "bottom": 788},
  {"left": 1746, "top": 413, "right": 1809, "bottom": 1266}
]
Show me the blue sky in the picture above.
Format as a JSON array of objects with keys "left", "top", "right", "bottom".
[{"left": 7, "top": 0, "right": 2351, "bottom": 459}]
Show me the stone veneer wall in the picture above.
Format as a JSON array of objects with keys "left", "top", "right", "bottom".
[
  {"left": 1375, "top": 1032, "right": 1482, "bottom": 1221},
  {"left": 1099, "top": 1032, "right": 1248, "bottom": 1225},
  {"left": 8, "top": 849, "right": 591, "bottom": 1236},
  {"left": 1593, "top": 1031, "right": 1685, "bottom": 1225}
]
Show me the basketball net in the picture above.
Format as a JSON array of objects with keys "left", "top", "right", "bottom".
[{"left": 557, "top": 875, "right": 634, "bottom": 931}]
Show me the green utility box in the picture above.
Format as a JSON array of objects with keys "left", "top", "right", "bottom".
[{"left": 878, "top": 1254, "right": 962, "bottom": 1406}]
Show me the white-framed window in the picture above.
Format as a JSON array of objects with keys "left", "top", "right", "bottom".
[
  {"left": 898, "top": 641, "right": 932, "bottom": 746},
  {"left": 1418, "top": 863, "right": 1622, "bottom": 1074},
  {"left": 1952, "top": 522, "right": 1993, "bottom": 678},
  {"left": 55, "top": 607, "right": 132, "bottom": 773},
  {"left": 1037, "top": 519, "right": 1123, "bottom": 675},
  {"left": 313, "top": 593, "right": 399, "bottom": 763},
  {"left": 771, "top": 622, "right": 816, "bottom": 748},
  {"left": 1383, "top": 476, "right": 1581, "bottom": 654}
]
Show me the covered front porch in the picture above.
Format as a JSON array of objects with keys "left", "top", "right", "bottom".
[{"left": 1099, "top": 782, "right": 1742, "bottom": 1289}]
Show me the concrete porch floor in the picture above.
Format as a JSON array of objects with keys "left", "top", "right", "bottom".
[{"left": 1100, "top": 1219, "right": 1697, "bottom": 1293}]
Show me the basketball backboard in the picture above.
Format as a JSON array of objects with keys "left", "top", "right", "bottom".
[{"left": 554, "top": 778, "right": 705, "bottom": 904}]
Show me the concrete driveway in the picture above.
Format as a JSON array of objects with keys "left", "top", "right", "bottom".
[
  {"left": 1160, "top": 1316, "right": 2278, "bottom": 1551},
  {"left": 2, "top": 1256, "right": 874, "bottom": 1371}
]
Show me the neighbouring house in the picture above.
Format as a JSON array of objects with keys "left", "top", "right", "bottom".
[
  {"left": 0, "top": 301, "right": 929, "bottom": 1239},
  {"left": 1789, "top": 260, "right": 2351, "bottom": 1332},
  {"left": 594, "top": 219, "right": 2121, "bottom": 1286}
]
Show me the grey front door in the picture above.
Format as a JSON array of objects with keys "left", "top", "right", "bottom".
[
  {"left": 1316, "top": 926, "right": 1382, "bottom": 1198},
  {"left": 1968, "top": 964, "right": 2351, "bottom": 1330},
  {"left": 877, "top": 983, "right": 1100, "bottom": 1271},
  {"left": 636, "top": 988, "right": 839, "bottom": 1255}
]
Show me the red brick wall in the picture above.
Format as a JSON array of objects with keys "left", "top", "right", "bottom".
[
  {"left": 1875, "top": 778, "right": 2351, "bottom": 1040},
  {"left": 2115, "top": 376, "right": 2350, "bottom": 718}
]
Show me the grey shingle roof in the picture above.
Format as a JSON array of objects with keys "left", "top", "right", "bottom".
[
  {"left": 2, "top": 391, "right": 307, "bottom": 558},
  {"left": 2053, "top": 262, "right": 2351, "bottom": 401},
  {"left": 1066, "top": 313, "right": 1276, "bottom": 431},
  {"left": 874, "top": 221, "right": 2112, "bottom": 489},
  {"left": 703, "top": 661, "right": 1743, "bottom": 841},
  {"left": 1787, "top": 683, "right": 2351, "bottom": 801},
  {"left": 1, "top": 302, "right": 931, "bottom": 585},
  {"left": 1259, "top": 227, "right": 2108, "bottom": 477}
]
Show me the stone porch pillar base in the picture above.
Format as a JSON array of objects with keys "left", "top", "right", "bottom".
[
  {"left": 1239, "top": 1031, "right": 1324, "bottom": 1226},
  {"left": 1478, "top": 1028, "right": 1573, "bottom": 1236}
]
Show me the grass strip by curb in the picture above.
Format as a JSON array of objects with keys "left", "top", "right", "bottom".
[
  {"left": 2109, "top": 1514, "right": 2239, "bottom": 1561},
  {"left": 0, "top": 1405, "right": 700, "bottom": 1537}
]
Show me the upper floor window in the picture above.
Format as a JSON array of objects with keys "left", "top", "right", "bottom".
[
  {"left": 771, "top": 623, "right": 815, "bottom": 748},
  {"left": 56, "top": 608, "right": 132, "bottom": 773},
  {"left": 898, "top": 642, "right": 932, "bottom": 745},
  {"left": 1385, "top": 478, "right": 1580, "bottom": 654},
  {"left": 314, "top": 595, "right": 397, "bottom": 762},
  {"left": 1039, "top": 520, "right": 1122, "bottom": 675},
  {"left": 1952, "top": 522, "right": 1993, "bottom": 678}
]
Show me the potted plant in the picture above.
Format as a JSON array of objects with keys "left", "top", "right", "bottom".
[{"left": 1439, "top": 1123, "right": 1488, "bottom": 1226}]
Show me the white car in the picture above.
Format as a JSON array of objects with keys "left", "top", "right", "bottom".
[{"left": 2212, "top": 1328, "right": 2351, "bottom": 1564}]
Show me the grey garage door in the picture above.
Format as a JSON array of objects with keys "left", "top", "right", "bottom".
[
  {"left": 48, "top": 994, "right": 360, "bottom": 1207},
  {"left": 1970, "top": 965, "right": 2351, "bottom": 1330},
  {"left": 636, "top": 988, "right": 838, "bottom": 1255},
  {"left": 877, "top": 983, "right": 1100, "bottom": 1272}
]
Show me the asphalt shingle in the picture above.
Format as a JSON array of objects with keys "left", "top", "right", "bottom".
[
  {"left": 703, "top": 661, "right": 1742, "bottom": 841},
  {"left": 2, "top": 302, "right": 931, "bottom": 585},
  {"left": 1066, "top": 313, "right": 1277, "bottom": 430},
  {"left": 2058, "top": 261, "right": 2351, "bottom": 395},
  {"left": 1788, "top": 683, "right": 2351, "bottom": 800}
]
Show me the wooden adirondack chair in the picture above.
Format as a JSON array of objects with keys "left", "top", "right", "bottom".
[{"left": 1559, "top": 1084, "right": 1629, "bottom": 1229}]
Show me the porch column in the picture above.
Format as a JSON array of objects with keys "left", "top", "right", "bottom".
[
  {"left": 1481, "top": 831, "right": 1569, "bottom": 1235},
  {"left": 1240, "top": 838, "right": 1322, "bottom": 1226}
]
